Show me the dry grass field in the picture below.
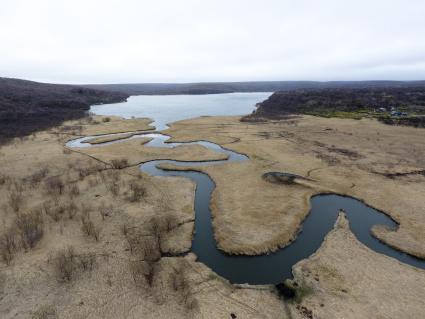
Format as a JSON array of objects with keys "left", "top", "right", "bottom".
[
  {"left": 0, "top": 114, "right": 424, "bottom": 319},
  {"left": 165, "top": 115, "right": 425, "bottom": 258}
]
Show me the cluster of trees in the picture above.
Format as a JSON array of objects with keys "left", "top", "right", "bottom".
[
  {"left": 242, "top": 87, "right": 425, "bottom": 124},
  {"left": 0, "top": 77, "right": 128, "bottom": 144}
]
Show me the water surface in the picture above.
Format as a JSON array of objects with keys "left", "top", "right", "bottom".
[{"left": 91, "top": 92, "right": 272, "bottom": 130}]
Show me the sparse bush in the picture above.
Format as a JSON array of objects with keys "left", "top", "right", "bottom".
[
  {"left": 111, "top": 158, "right": 129, "bottom": 169},
  {"left": 44, "top": 201, "right": 77, "bottom": 222},
  {"left": 106, "top": 180, "right": 120, "bottom": 197},
  {"left": 0, "top": 228, "right": 17, "bottom": 264},
  {"left": 44, "top": 176, "right": 64, "bottom": 196},
  {"left": 121, "top": 223, "right": 130, "bottom": 236},
  {"left": 99, "top": 202, "right": 114, "bottom": 220},
  {"left": 15, "top": 210, "right": 44, "bottom": 249},
  {"left": 169, "top": 262, "right": 199, "bottom": 311},
  {"left": 53, "top": 247, "right": 76, "bottom": 282},
  {"left": 80, "top": 214, "right": 100, "bottom": 241},
  {"left": 101, "top": 170, "right": 120, "bottom": 183},
  {"left": 27, "top": 167, "right": 49, "bottom": 187},
  {"left": 88, "top": 177, "right": 99, "bottom": 187},
  {"left": 102, "top": 117, "right": 111, "bottom": 122},
  {"left": 0, "top": 174, "right": 8, "bottom": 186},
  {"left": 52, "top": 247, "right": 96, "bottom": 283},
  {"left": 44, "top": 201, "right": 62, "bottom": 222},
  {"left": 146, "top": 214, "right": 178, "bottom": 248},
  {"left": 8, "top": 189, "right": 23, "bottom": 212},
  {"left": 76, "top": 163, "right": 104, "bottom": 181},
  {"left": 32, "top": 304, "right": 57, "bottom": 319},
  {"left": 65, "top": 202, "right": 78, "bottom": 220},
  {"left": 80, "top": 203, "right": 92, "bottom": 216},
  {"left": 78, "top": 252, "right": 96, "bottom": 271},
  {"left": 164, "top": 214, "right": 179, "bottom": 232},
  {"left": 125, "top": 231, "right": 140, "bottom": 255},
  {"left": 127, "top": 181, "right": 145, "bottom": 202},
  {"left": 147, "top": 216, "right": 163, "bottom": 250},
  {"left": 63, "top": 148, "right": 72, "bottom": 155},
  {"left": 130, "top": 260, "right": 157, "bottom": 287},
  {"left": 170, "top": 264, "right": 187, "bottom": 292},
  {"left": 124, "top": 228, "right": 161, "bottom": 262},
  {"left": 141, "top": 237, "right": 161, "bottom": 262},
  {"left": 67, "top": 184, "right": 80, "bottom": 198}
]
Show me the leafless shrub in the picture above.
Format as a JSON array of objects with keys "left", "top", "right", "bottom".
[
  {"left": 146, "top": 215, "right": 178, "bottom": 250},
  {"left": 80, "top": 202, "right": 92, "bottom": 215},
  {"left": 102, "top": 117, "right": 111, "bottom": 122},
  {"left": 88, "top": 177, "right": 99, "bottom": 187},
  {"left": 42, "top": 200, "right": 53, "bottom": 216},
  {"left": 105, "top": 180, "right": 120, "bottom": 197},
  {"left": 63, "top": 148, "right": 72, "bottom": 155},
  {"left": 76, "top": 163, "right": 104, "bottom": 181},
  {"left": 147, "top": 216, "right": 162, "bottom": 238},
  {"left": 8, "top": 189, "right": 23, "bottom": 212},
  {"left": 44, "top": 176, "right": 64, "bottom": 196},
  {"left": 125, "top": 231, "right": 140, "bottom": 255},
  {"left": 101, "top": 170, "right": 121, "bottom": 183},
  {"left": 127, "top": 181, "right": 145, "bottom": 202},
  {"left": 65, "top": 202, "right": 78, "bottom": 220},
  {"left": 15, "top": 210, "right": 44, "bottom": 249},
  {"left": 67, "top": 184, "right": 80, "bottom": 198},
  {"left": 163, "top": 214, "right": 179, "bottom": 232},
  {"left": 121, "top": 223, "right": 130, "bottom": 236},
  {"left": 53, "top": 246, "right": 76, "bottom": 282},
  {"left": 170, "top": 264, "right": 187, "bottom": 292},
  {"left": 124, "top": 228, "right": 161, "bottom": 262},
  {"left": 130, "top": 260, "right": 157, "bottom": 287},
  {"left": 0, "top": 174, "right": 10, "bottom": 187},
  {"left": 52, "top": 247, "right": 96, "bottom": 283},
  {"left": 80, "top": 214, "right": 100, "bottom": 241},
  {"left": 0, "top": 228, "right": 17, "bottom": 264},
  {"left": 32, "top": 304, "right": 57, "bottom": 319},
  {"left": 78, "top": 252, "right": 96, "bottom": 271},
  {"left": 111, "top": 158, "right": 129, "bottom": 169},
  {"left": 141, "top": 237, "right": 161, "bottom": 263},
  {"left": 10, "top": 179, "right": 25, "bottom": 193},
  {"left": 169, "top": 262, "right": 199, "bottom": 311},
  {"left": 44, "top": 201, "right": 67, "bottom": 222},
  {"left": 184, "top": 296, "right": 199, "bottom": 312},
  {"left": 27, "top": 167, "right": 49, "bottom": 187},
  {"left": 99, "top": 202, "right": 114, "bottom": 220}
]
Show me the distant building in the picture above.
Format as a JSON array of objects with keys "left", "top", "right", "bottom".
[{"left": 391, "top": 111, "right": 407, "bottom": 117}]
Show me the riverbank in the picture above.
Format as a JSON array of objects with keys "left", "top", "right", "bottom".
[
  {"left": 165, "top": 115, "right": 425, "bottom": 258},
  {"left": 0, "top": 116, "right": 288, "bottom": 318}
]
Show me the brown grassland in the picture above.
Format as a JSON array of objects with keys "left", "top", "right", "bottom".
[{"left": 0, "top": 114, "right": 424, "bottom": 319}]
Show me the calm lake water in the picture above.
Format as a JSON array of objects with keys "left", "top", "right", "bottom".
[{"left": 91, "top": 92, "right": 272, "bottom": 130}]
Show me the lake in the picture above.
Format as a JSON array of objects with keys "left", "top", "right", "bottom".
[{"left": 90, "top": 92, "right": 272, "bottom": 130}]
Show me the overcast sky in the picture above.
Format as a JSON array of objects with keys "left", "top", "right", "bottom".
[{"left": 1, "top": 0, "right": 425, "bottom": 84}]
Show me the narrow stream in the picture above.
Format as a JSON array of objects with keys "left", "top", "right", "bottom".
[{"left": 67, "top": 131, "right": 425, "bottom": 284}]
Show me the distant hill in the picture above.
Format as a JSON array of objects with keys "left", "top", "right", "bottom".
[
  {"left": 0, "top": 77, "right": 128, "bottom": 144},
  {"left": 84, "top": 80, "right": 425, "bottom": 95},
  {"left": 3, "top": 77, "right": 425, "bottom": 144},
  {"left": 242, "top": 87, "right": 425, "bottom": 127}
]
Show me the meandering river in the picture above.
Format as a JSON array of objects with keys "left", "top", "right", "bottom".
[{"left": 68, "top": 93, "right": 425, "bottom": 284}]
